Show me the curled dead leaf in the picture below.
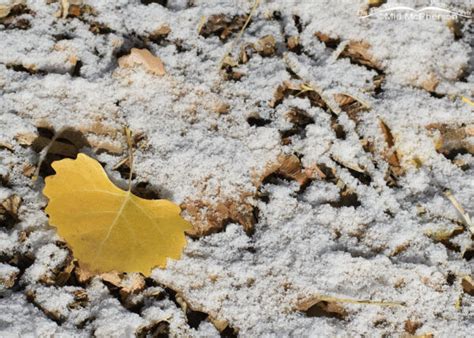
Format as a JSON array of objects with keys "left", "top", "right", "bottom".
[{"left": 256, "top": 154, "right": 311, "bottom": 188}]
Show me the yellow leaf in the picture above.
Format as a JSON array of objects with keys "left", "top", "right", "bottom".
[{"left": 43, "top": 153, "right": 191, "bottom": 275}]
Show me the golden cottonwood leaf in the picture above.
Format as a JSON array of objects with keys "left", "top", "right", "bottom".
[{"left": 43, "top": 154, "right": 191, "bottom": 275}]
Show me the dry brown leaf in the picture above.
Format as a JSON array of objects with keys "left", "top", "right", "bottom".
[
  {"left": 22, "top": 163, "right": 36, "bottom": 177},
  {"left": 461, "top": 276, "right": 474, "bottom": 296},
  {"left": 0, "top": 264, "right": 19, "bottom": 289},
  {"left": 314, "top": 31, "right": 340, "bottom": 48},
  {"left": 269, "top": 81, "right": 326, "bottom": 109},
  {"left": 426, "top": 123, "right": 474, "bottom": 157},
  {"left": 340, "top": 40, "right": 382, "bottom": 71},
  {"left": 0, "top": 195, "right": 21, "bottom": 221},
  {"left": 15, "top": 132, "right": 37, "bottom": 146},
  {"left": 74, "top": 264, "right": 94, "bottom": 284},
  {"left": 379, "top": 119, "right": 404, "bottom": 177},
  {"left": 119, "top": 273, "right": 146, "bottom": 298},
  {"left": 0, "top": 141, "right": 13, "bottom": 151},
  {"left": 334, "top": 93, "right": 369, "bottom": 122},
  {"left": 297, "top": 296, "right": 348, "bottom": 320},
  {"left": 136, "top": 321, "right": 170, "bottom": 338},
  {"left": 287, "top": 35, "right": 300, "bottom": 52},
  {"left": 421, "top": 73, "right": 439, "bottom": 92},
  {"left": 256, "top": 154, "right": 311, "bottom": 188},
  {"left": 254, "top": 35, "right": 276, "bottom": 57},
  {"left": 297, "top": 294, "right": 403, "bottom": 320},
  {"left": 0, "top": 0, "right": 26, "bottom": 19},
  {"left": 149, "top": 24, "right": 171, "bottom": 42},
  {"left": 425, "top": 226, "right": 464, "bottom": 242},
  {"left": 68, "top": 289, "right": 89, "bottom": 309},
  {"left": 212, "top": 101, "right": 230, "bottom": 115},
  {"left": 404, "top": 319, "right": 422, "bottom": 335},
  {"left": 331, "top": 154, "right": 366, "bottom": 174},
  {"left": 182, "top": 196, "right": 256, "bottom": 237},
  {"left": 199, "top": 14, "right": 247, "bottom": 41},
  {"left": 25, "top": 289, "right": 65, "bottom": 322},
  {"left": 118, "top": 48, "right": 166, "bottom": 76},
  {"left": 368, "top": 0, "right": 386, "bottom": 7},
  {"left": 446, "top": 19, "right": 463, "bottom": 39}
]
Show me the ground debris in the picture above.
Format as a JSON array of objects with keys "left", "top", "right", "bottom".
[
  {"left": 199, "top": 14, "right": 247, "bottom": 41},
  {"left": 118, "top": 48, "right": 166, "bottom": 76},
  {"left": 339, "top": 40, "right": 382, "bottom": 71},
  {"left": 182, "top": 196, "right": 256, "bottom": 237}
]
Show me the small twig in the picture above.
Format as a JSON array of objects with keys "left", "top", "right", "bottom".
[
  {"left": 219, "top": 0, "right": 260, "bottom": 69},
  {"left": 444, "top": 190, "right": 473, "bottom": 234},
  {"left": 124, "top": 127, "right": 134, "bottom": 192}
]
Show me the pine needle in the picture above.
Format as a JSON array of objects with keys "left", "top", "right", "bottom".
[{"left": 444, "top": 190, "right": 473, "bottom": 234}]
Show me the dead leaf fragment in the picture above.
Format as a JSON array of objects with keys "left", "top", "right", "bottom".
[
  {"left": 257, "top": 154, "right": 311, "bottom": 188},
  {"left": 0, "top": 264, "right": 19, "bottom": 289},
  {"left": 404, "top": 319, "right": 422, "bottom": 334},
  {"left": 182, "top": 197, "right": 256, "bottom": 237},
  {"left": 379, "top": 119, "right": 404, "bottom": 180},
  {"left": 269, "top": 81, "right": 326, "bottom": 109},
  {"left": 15, "top": 132, "right": 37, "bottom": 146},
  {"left": 461, "top": 276, "right": 474, "bottom": 296},
  {"left": 334, "top": 93, "right": 369, "bottom": 121},
  {"left": 0, "top": 195, "right": 21, "bottom": 224},
  {"left": 426, "top": 123, "right": 474, "bottom": 158},
  {"left": 118, "top": 48, "right": 166, "bottom": 76},
  {"left": 213, "top": 101, "right": 230, "bottom": 115},
  {"left": 297, "top": 296, "right": 348, "bottom": 320},
  {"left": 0, "top": 142, "right": 13, "bottom": 151},
  {"left": 0, "top": 0, "right": 26, "bottom": 20},
  {"left": 254, "top": 35, "right": 276, "bottom": 57},
  {"left": 421, "top": 73, "right": 439, "bottom": 92},
  {"left": 340, "top": 40, "right": 382, "bottom": 71},
  {"left": 149, "top": 24, "right": 171, "bottom": 42},
  {"left": 314, "top": 31, "right": 340, "bottom": 48},
  {"left": 199, "top": 14, "right": 247, "bottom": 41}
]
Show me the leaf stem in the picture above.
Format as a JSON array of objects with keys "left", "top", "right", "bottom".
[{"left": 124, "top": 127, "right": 134, "bottom": 192}]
